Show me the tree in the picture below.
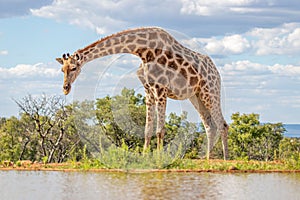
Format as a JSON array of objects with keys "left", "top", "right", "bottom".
[
  {"left": 66, "top": 100, "right": 99, "bottom": 158},
  {"left": 13, "top": 94, "right": 82, "bottom": 163},
  {"left": 0, "top": 117, "right": 22, "bottom": 161},
  {"left": 228, "top": 112, "right": 284, "bottom": 161},
  {"left": 165, "top": 111, "right": 203, "bottom": 158},
  {"left": 95, "top": 88, "right": 146, "bottom": 150},
  {"left": 279, "top": 138, "right": 300, "bottom": 161},
  {"left": 0, "top": 117, "right": 6, "bottom": 128}
]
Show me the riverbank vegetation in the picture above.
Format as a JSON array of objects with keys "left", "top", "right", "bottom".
[{"left": 0, "top": 88, "right": 299, "bottom": 171}]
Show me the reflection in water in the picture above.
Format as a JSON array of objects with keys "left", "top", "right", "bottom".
[{"left": 0, "top": 171, "right": 300, "bottom": 200}]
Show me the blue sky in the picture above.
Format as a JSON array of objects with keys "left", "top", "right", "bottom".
[{"left": 1, "top": 0, "right": 300, "bottom": 124}]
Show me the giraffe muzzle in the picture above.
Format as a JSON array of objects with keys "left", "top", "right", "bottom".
[{"left": 63, "top": 83, "right": 71, "bottom": 95}]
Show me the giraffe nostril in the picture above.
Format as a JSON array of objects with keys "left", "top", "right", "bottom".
[{"left": 64, "top": 84, "right": 70, "bottom": 91}]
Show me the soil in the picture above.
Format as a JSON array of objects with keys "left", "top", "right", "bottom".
[{"left": 1, "top": 160, "right": 300, "bottom": 173}]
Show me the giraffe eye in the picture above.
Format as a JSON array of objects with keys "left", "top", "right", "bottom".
[{"left": 70, "top": 67, "right": 77, "bottom": 71}]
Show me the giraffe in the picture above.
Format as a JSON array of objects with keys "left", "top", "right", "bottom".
[{"left": 56, "top": 27, "right": 228, "bottom": 160}]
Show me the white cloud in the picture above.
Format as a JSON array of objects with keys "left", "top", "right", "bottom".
[
  {"left": 30, "top": 0, "right": 176, "bottom": 34},
  {"left": 0, "top": 62, "right": 63, "bottom": 117},
  {"left": 219, "top": 60, "right": 300, "bottom": 98},
  {"left": 279, "top": 96, "right": 300, "bottom": 108},
  {"left": 270, "top": 63, "right": 300, "bottom": 76},
  {"left": 0, "top": 50, "right": 8, "bottom": 55},
  {"left": 180, "top": 0, "right": 259, "bottom": 16},
  {"left": 221, "top": 60, "right": 300, "bottom": 78},
  {"left": 31, "top": 0, "right": 129, "bottom": 34},
  {"left": 219, "top": 59, "right": 300, "bottom": 123},
  {"left": 196, "top": 34, "right": 250, "bottom": 55},
  {"left": 186, "top": 22, "right": 300, "bottom": 56},
  {"left": 249, "top": 23, "right": 300, "bottom": 55},
  {"left": 29, "top": 0, "right": 300, "bottom": 50},
  {"left": 0, "top": 0, "right": 52, "bottom": 18},
  {"left": 0, "top": 63, "right": 60, "bottom": 79}
]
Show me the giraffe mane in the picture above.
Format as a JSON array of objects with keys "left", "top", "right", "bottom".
[{"left": 76, "top": 27, "right": 163, "bottom": 54}]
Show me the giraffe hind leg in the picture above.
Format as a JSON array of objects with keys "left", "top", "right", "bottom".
[
  {"left": 148, "top": 86, "right": 167, "bottom": 150},
  {"left": 142, "top": 88, "right": 155, "bottom": 152},
  {"left": 210, "top": 107, "right": 229, "bottom": 160},
  {"left": 203, "top": 99, "right": 228, "bottom": 160},
  {"left": 189, "top": 94, "right": 219, "bottom": 159},
  {"left": 155, "top": 95, "right": 167, "bottom": 150}
]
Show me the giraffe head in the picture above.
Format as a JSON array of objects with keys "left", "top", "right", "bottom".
[{"left": 56, "top": 53, "right": 82, "bottom": 95}]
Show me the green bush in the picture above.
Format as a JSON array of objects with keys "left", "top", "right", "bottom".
[
  {"left": 227, "top": 113, "right": 284, "bottom": 161},
  {"left": 279, "top": 137, "right": 300, "bottom": 165}
]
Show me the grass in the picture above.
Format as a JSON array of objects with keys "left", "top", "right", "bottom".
[
  {"left": 95, "top": 141, "right": 184, "bottom": 170},
  {"left": 173, "top": 159, "right": 293, "bottom": 171},
  {"left": 1, "top": 143, "right": 300, "bottom": 172},
  {"left": 2, "top": 159, "right": 299, "bottom": 173}
]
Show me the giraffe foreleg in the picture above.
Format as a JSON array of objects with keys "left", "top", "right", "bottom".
[
  {"left": 147, "top": 85, "right": 168, "bottom": 150},
  {"left": 155, "top": 96, "right": 167, "bottom": 150},
  {"left": 143, "top": 89, "right": 155, "bottom": 151}
]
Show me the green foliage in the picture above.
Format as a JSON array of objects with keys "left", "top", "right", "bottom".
[
  {"left": 279, "top": 138, "right": 300, "bottom": 168},
  {"left": 0, "top": 117, "right": 22, "bottom": 161},
  {"left": 165, "top": 111, "right": 203, "bottom": 159},
  {"left": 1, "top": 90, "right": 300, "bottom": 170},
  {"left": 98, "top": 139, "right": 183, "bottom": 169},
  {"left": 228, "top": 112, "right": 284, "bottom": 161},
  {"left": 0, "top": 95, "right": 87, "bottom": 163},
  {"left": 95, "top": 88, "right": 202, "bottom": 156},
  {"left": 95, "top": 88, "right": 146, "bottom": 150}
]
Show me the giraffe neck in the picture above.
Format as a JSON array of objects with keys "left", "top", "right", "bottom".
[{"left": 75, "top": 27, "right": 172, "bottom": 65}]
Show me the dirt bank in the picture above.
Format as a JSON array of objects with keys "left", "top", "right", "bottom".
[{"left": 1, "top": 160, "right": 300, "bottom": 173}]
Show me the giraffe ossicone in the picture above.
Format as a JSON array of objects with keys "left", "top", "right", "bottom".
[{"left": 56, "top": 27, "right": 228, "bottom": 160}]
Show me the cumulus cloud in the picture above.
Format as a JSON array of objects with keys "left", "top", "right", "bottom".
[
  {"left": 31, "top": 0, "right": 129, "bottom": 34},
  {"left": 30, "top": 0, "right": 300, "bottom": 40},
  {"left": 0, "top": 50, "right": 8, "bottom": 55},
  {"left": 0, "top": 63, "right": 60, "bottom": 79},
  {"left": 179, "top": 0, "right": 300, "bottom": 18},
  {"left": 219, "top": 60, "right": 300, "bottom": 122},
  {"left": 196, "top": 35, "right": 251, "bottom": 55},
  {"left": 249, "top": 23, "right": 300, "bottom": 55},
  {"left": 0, "top": 62, "right": 63, "bottom": 117},
  {"left": 186, "top": 22, "right": 300, "bottom": 56},
  {"left": 0, "top": 0, "right": 52, "bottom": 18},
  {"left": 180, "top": 0, "right": 260, "bottom": 16},
  {"left": 221, "top": 60, "right": 300, "bottom": 78},
  {"left": 30, "top": 0, "right": 177, "bottom": 34},
  {"left": 219, "top": 60, "right": 300, "bottom": 91}
]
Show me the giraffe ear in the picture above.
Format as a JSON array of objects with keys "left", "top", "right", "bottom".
[{"left": 56, "top": 58, "right": 64, "bottom": 65}]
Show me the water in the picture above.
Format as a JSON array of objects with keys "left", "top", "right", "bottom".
[
  {"left": 0, "top": 171, "right": 300, "bottom": 200},
  {"left": 284, "top": 124, "right": 300, "bottom": 137}
]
